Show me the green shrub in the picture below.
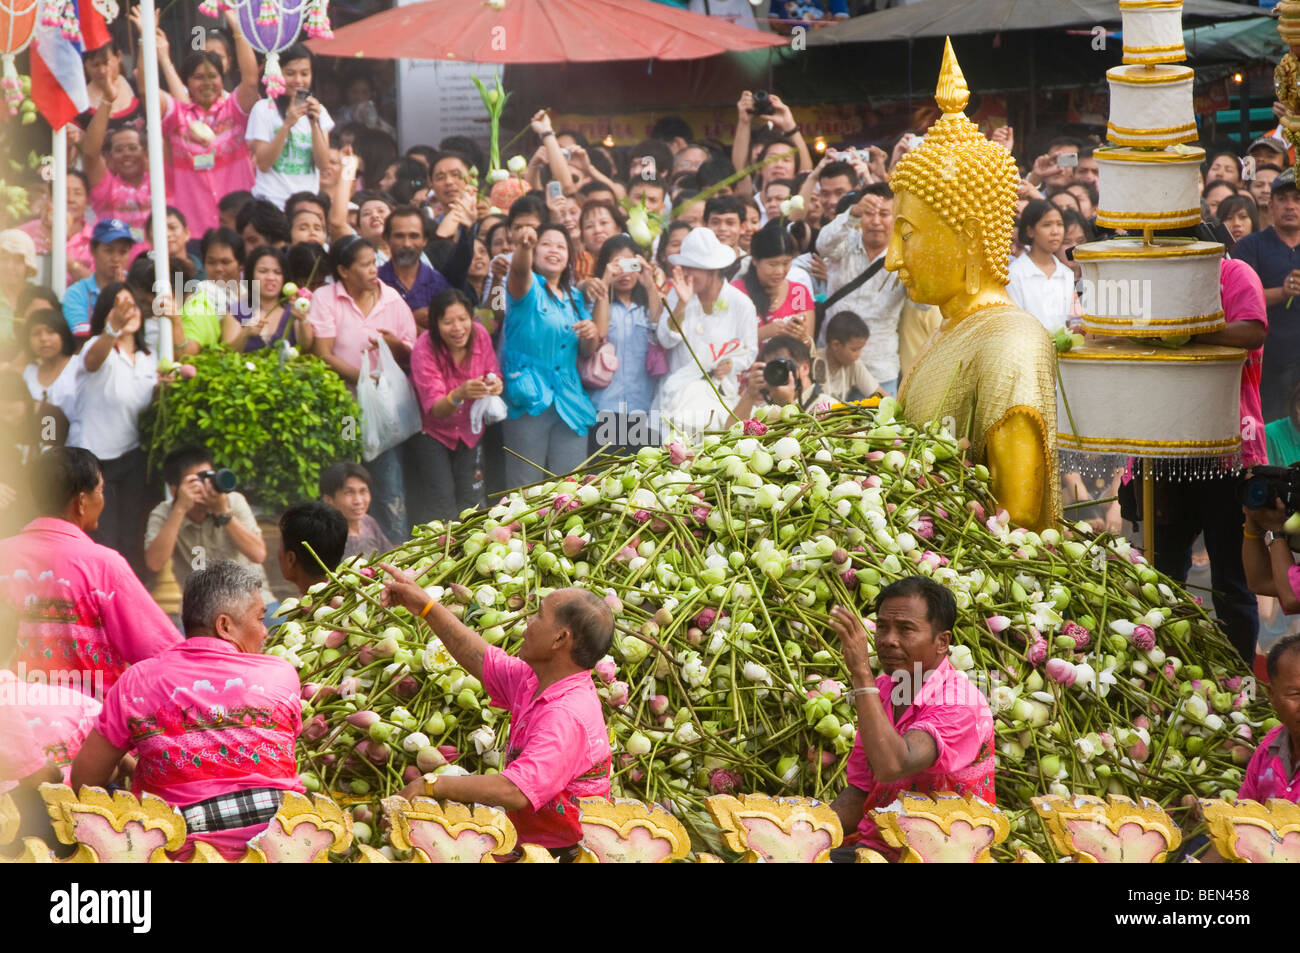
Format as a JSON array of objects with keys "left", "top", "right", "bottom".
[{"left": 142, "top": 348, "right": 361, "bottom": 512}]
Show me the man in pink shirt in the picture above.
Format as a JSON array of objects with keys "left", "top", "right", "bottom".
[
  {"left": 384, "top": 563, "right": 614, "bottom": 861},
  {"left": 70, "top": 561, "right": 304, "bottom": 861},
  {"left": 1237, "top": 634, "right": 1300, "bottom": 804},
  {"left": 827, "top": 576, "right": 995, "bottom": 862},
  {"left": 1145, "top": 257, "right": 1270, "bottom": 666},
  {"left": 0, "top": 448, "right": 180, "bottom": 693}
]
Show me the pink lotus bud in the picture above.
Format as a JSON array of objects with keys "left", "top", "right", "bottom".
[
  {"left": 1233, "top": 693, "right": 1248, "bottom": 712},
  {"left": 562, "top": 535, "right": 586, "bottom": 558},
  {"left": 935, "top": 507, "right": 949, "bottom": 519},
  {"left": 1098, "top": 731, "right": 1117, "bottom": 754},
  {"left": 1061, "top": 621, "right": 1090, "bottom": 648},
  {"left": 1162, "top": 663, "right": 1177, "bottom": 682},
  {"left": 818, "top": 679, "right": 844, "bottom": 701},
  {"left": 339, "top": 676, "right": 361, "bottom": 696},
  {"left": 616, "top": 544, "right": 639, "bottom": 563},
  {"left": 742, "top": 418, "right": 769, "bottom": 436},
  {"left": 708, "top": 768, "right": 744, "bottom": 795},
  {"left": 396, "top": 675, "right": 420, "bottom": 699},
  {"left": 1133, "top": 715, "right": 1151, "bottom": 731},
  {"left": 1192, "top": 594, "right": 1203, "bottom": 606},
  {"left": 886, "top": 503, "right": 897, "bottom": 514},
  {"left": 346, "top": 710, "right": 380, "bottom": 729},
  {"left": 864, "top": 474, "right": 883, "bottom": 489},
  {"left": 686, "top": 627, "right": 704, "bottom": 645},
  {"left": 863, "top": 617, "right": 876, "bottom": 631},
  {"left": 357, "top": 645, "right": 376, "bottom": 666},
  {"left": 866, "top": 450, "right": 886, "bottom": 462},
  {"left": 1129, "top": 740, "right": 1149, "bottom": 763},
  {"left": 490, "top": 525, "right": 513, "bottom": 544},
  {"left": 691, "top": 505, "right": 711, "bottom": 525},
  {"left": 437, "top": 745, "right": 459, "bottom": 763},
  {"left": 594, "top": 658, "right": 618, "bottom": 683},
  {"left": 668, "top": 441, "right": 691, "bottom": 465},
  {"left": 603, "top": 592, "right": 622, "bottom": 613},
  {"left": 330, "top": 596, "right": 344, "bottom": 609},
  {"left": 995, "top": 509, "right": 1010, "bottom": 525},
  {"left": 324, "top": 630, "right": 347, "bottom": 649},
  {"left": 695, "top": 607, "right": 719, "bottom": 630},
  {"left": 618, "top": 753, "right": 635, "bottom": 769},
  {"left": 631, "top": 509, "right": 651, "bottom": 524},
  {"left": 832, "top": 548, "right": 849, "bottom": 565},
  {"left": 607, "top": 681, "right": 630, "bottom": 707},
  {"left": 1045, "top": 657, "right": 1077, "bottom": 686},
  {"left": 1234, "top": 724, "right": 1253, "bottom": 742},
  {"left": 986, "top": 615, "right": 1012, "bottom": 633},
  {"left": 805, "top": 747, "right": 836, "bottom": 767},
  {"left": 628, "top": 768, "right": 646, "bottom": 783},
  {"left": 301, "top": 683, "right": 322, "bottom": 701},
  {"left": 1131, "top": 625, "right": 1155, "bottom": 652},
  {"left": 913, "top": 517, "right": 935, "bottom": 540},
  {"left": 648, "top": 694, "right": 670, "bottom": 716},
  {"left": 448, "top": 583, "right": 473, "bottom": 604},
  {"left": 359, "top": 567, "right": 375, "bottom": 578},
  {"left": 365, "top": 742, "right": 389, "bottom": 764},
  {"left": 1224, "top": 675, "right": 1243, "bottom": 692},
  {"left": 551, "top": 494, "right": 572, "bottom": 512},
  {"left": 1027, "top": 639, "right": 1048, "bottom": 665},
  {"left": 919, "top": 551, "right": 942, "bottom": 569},
  {"left": 841, "top": 568, "right": 858, "bottom": 588},
  {"left": 1231, "top": 745, "right": 1253, "bottom": 766},
  {"left": 303, "top": 714, "right": 329, "bottom": 741}
]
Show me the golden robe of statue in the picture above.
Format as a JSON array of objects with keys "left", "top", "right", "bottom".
[{"left": 889, "top": 38, "right": 1061, "bottom": 531}]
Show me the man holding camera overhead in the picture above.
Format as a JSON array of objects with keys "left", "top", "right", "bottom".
[{"left": 145, "top": 444, "right": 273, "bottom": 624}]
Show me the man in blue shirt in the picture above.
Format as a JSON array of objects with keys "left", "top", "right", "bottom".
[
  {"left": 378, "top": 206, "right": 449, "bottom": 330},
  {"left": 62, "top": 219, "right": 134, "bottom": 341},
  {"left": 1232, "top": 169, "right": 1300, "bottom": 423}
]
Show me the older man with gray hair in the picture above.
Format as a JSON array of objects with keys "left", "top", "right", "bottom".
[
  {"left": 70, "top": 561, "right": 304, "bottom": 860},
  {"left": 383, "top": 563, "right": 614, "bottom": 861}
]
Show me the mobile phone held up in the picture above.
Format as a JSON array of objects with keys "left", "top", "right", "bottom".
[
  {"left": 295, "top": 88, "right": 310, "bottom": 105},
  {"left": 1057, "top": 152, "right": 1078, "bottom": 168},
  {"left": 547, "top": 180, "right": 564, "bottom": 201}
]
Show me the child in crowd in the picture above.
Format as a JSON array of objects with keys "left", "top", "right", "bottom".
[
  {"left": 819, "top": 311, "right": 884, "bottom": 403},
  {"left": 319, "top": 461, "right": 392, "bottom": 559}
]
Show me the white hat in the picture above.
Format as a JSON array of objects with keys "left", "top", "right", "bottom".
[
  {"left": 669, "top": 226, "right": 736, "bottom": 270},
  {"left": 0, "top": 229, "right": 37, "bottom": 275}
]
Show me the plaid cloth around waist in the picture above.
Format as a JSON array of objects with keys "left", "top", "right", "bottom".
[{"left": 181, "top": 787, "right": 285, "bottom": 834}]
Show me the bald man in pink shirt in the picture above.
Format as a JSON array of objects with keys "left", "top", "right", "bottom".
[{"left": 383, "top": 564, "right": 614, "bottom": 861}]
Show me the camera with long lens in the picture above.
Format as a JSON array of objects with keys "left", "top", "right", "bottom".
[
  {"left": 752, "top": 89, "right": 775, "bottom": 116},
  {"left": 1237, "top": 464, "right": 1300, "bottom": 512},
  {"left": 763, "top": 357, "right": 797, "bottom": 388},
  {"left": 198, "top": 468, "right": 238, "bottom": 494}
]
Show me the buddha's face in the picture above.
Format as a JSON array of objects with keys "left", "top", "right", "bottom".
[{"left": 886, "top": 190, "right": 969, "bottom": 306}]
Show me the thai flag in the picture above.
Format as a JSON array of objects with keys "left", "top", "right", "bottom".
[{"left": 31, "top": 0, "right": 113, "bottom": 131}]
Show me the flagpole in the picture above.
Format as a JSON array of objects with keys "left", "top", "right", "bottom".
[
  {"left": 51, "top": 126, "right": 66, "bottom": 295},
  {"left": 137, "top": 0, "right": 171, "bottom": 363}
]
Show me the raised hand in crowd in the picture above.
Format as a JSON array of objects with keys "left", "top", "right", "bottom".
[
  {"left": 580, "top": 276, "right": 608, "bottom": 301},
  {"left": 989, "top": 124, "right": 1014, "bottom": 153}
]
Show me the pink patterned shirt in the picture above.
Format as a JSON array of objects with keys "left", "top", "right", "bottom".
[
  {"left": 1238, "top": 725, "right": 1299, "bottom": 804},
  {"left": 409, "top": 323, "right": 502, "bottom": 450},
  {"left": 483, "top": 646, "right": 610, "bottom": 847},
  {"left": 0, "top": 668, "right": 102, "bottom": 793},
  {"left": 161, "top": 92, "right": 255, "bottom": 236},
  {"left": 844, "top": 656, "right": 996, "bottom": 859},
  {"left": 90, "top": 172, "right": 151, "bottom": 234},
  {"left": 95, "top": 636, "right": 304, "bottom": 859},
  {"left": 0, "top": 518, "right": 181, "bottom": 691}
]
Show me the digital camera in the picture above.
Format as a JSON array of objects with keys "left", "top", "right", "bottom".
[
  {"left": 752, "top": 90, "right": 775, "bottom": 116},
  {"left": 1237, "top": 464, "right": 1300, "bottom": 512},
  {"left": 763, "top": 357, "right": 797, "bottom": 388},
  {"left": 199, "top": 468, "right": 238, "bottom": 494}
]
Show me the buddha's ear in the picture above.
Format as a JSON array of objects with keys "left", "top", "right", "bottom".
[{"left": 960, "top": 215, "right": 983, "bottom": 247}]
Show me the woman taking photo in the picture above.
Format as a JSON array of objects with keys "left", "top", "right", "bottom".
[
  {"left": 408, "top": 288, "right": 503, "bottom": 521},
  {"left": 734, "top": 221, "right": 814, "bottom": 345},
  {"left": 246, "top": 44, "right": 335, "bottom": 210},
  {"left": 70, "top": 284, "right": 172, "bottom": 578},
  {"left": 501, "top": 223, "right": 605, "bottom": 488},
  {"left": 1007, "top": 199, "right": 1078, "bottom": 334},
  {"left": 310, "top": 235, "right": 417, "bottom": 543},
  {"left": 139, "top": 8, "right": 261, "bottom": 236},
  {"left": 588, "top": 235, "right": 663, "bottom": 456}
]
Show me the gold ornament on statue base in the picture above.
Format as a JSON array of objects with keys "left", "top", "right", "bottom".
[
  {"left": 1275, "top": 0, "right": 1300, "bottom": 173},
  {"left": 891, "top": 38, "right": 1060, "bottom": 531}
]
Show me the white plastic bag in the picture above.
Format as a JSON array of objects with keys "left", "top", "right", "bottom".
[
  {"left": 470, "top": 394, "right": 508, "bottom": 435},
  {"left": 356, "top": 338, "right": 422, "bottom": 461}
]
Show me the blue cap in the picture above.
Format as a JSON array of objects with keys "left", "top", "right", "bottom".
[{"left": 91, "top": 218, "right": 133, "bottom": 245}]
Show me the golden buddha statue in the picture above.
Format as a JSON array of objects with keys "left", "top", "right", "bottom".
[{"left": 888, "top": 38, "right": 1061, "bottom": 531}]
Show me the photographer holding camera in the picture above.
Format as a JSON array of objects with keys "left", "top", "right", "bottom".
[
  {"left": 145, "top": 444, "right": 273, "bottom": 623},
  {"left": 1242, "top": 474, "right": 1300, "bottom": 616},
  {"left": 731, "top": 334, "right": 835, "bottom": 424}
]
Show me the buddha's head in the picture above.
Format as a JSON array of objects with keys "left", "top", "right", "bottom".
[{"left": 885, "top": 38, "right": 1020, "bottom": 308}]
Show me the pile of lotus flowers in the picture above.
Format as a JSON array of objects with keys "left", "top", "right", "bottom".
[{"left": 269, "top": 399, "right": 1277, "bottom": 857}]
